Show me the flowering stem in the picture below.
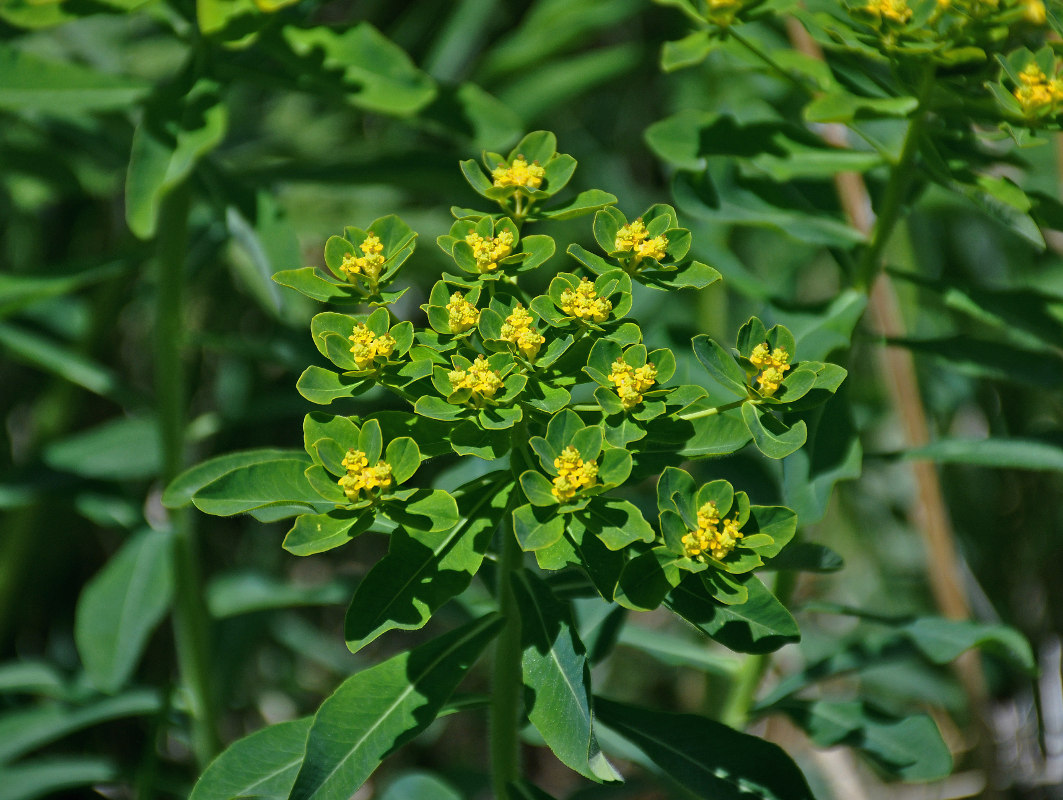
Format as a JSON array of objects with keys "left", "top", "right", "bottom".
[
  {"left": 490, "top": 481, "right": 524, "bottom": 798},
  {"left": 155, "top": 184, "right": 218, "bottom": 768}
]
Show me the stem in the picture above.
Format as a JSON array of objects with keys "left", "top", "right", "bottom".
[
  {"left": 489, "top": 506, "right": 524, "bottom": 799},
  {"left": 679, "top": 398, "right": 748, "bottom": 420},
  {"left": 853, "top": 66, "right": 934, "bottom": 291},
  {"left": 155, "top": 184, "right": 218, "bottom": 767}
]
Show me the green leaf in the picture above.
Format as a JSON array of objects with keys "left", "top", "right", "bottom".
[
  {"left": 901, "top": 434, "right": 1063, "bottom": 472},
  {"left": 43, "top": 417, "right": 160, "bottom": 480},
  {"left": 163, "top": 448, "right": 305, "bottom": 508},
  {"left": 615, "top": 549, "right": 684, "bottom": 611},
  {"left": 596, "top": 697, "right": 815, "bottom": 800},
  {"left": 691, "top": 336, "right": 747, "bottom": 397},
  {"left": 384, "top": 489, "right": 460, "bottom": 532},
  {"left": 282, "top": 509, "right": 373, "bottom": 556},
  {"left": 666, "top": 575, "right": 800, "bottom": 654},
  {"left": 126, "top": 79, "right": 228, "bottom": 239},
  {"left": 345, "top": 479, "right": 514, "bottom": 652},
  {"left": 538, "top": 189, "right": 618, "bottom": 221},
  {"left": 583, "top": 499, "right": 654, "bottom": 550},
  {"left": 661, "top": 30, "right": 714, "bottom": 72},
  {"left": 520, "top": 471, "right": 557, "bottom": 507},
  {"left": 75, "top": 529, "right": 173, "bottom": 694},
  {"left": 297, "top": 366, "right": 370, "bottom": 405},
  {"left": 0, "top": 689, "right": 161, "bottom": 763},
  {"left": 741, "top": 404, "right": 807, "bottom": 459},
  {"left": 0, "top": 757, "right": 118, "bottom": 800},
  {"left": 513, "top": 504, "right": 565, "bottom": 551},
  {"left": 0, "top": 262, "right": 126, "bottom": 320},
  {"left": 378, "top": 772, "right": 462, "bottom": 800},
  {"left": 385, "top": 438, "right": 420, "bottom": 483},
  {"left": 192, "top": 459, "right": 328, "bottom": 516},
  {"left": 901, "top": 617, "right": 1035, "bottom": 674},
  {"left": 289, "top": 614, "right": 502, "bottom": 800},
  {"left": 512, "top": 571, "right": 620, "bottom": 782},
  {"left": 779, "top": 700, "right": 951, "bottom": 781},
  {"left": 804, "top": 92, "right": 918, "bottom": 124},
  {"left": 207, "top": 572, "right": 350, "bottom": 618},
  {"left": 283, "top": 23, "right": 436, "bottom": 115},
  {"left": 0, "top": 46, "right": 149, "bottom": 113},
  {"left": 190, "top": 717, "right": 312, "bottom": 800}
]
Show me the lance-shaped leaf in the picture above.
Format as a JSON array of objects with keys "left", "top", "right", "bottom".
[
  {"left": 192, "top": 459, "right": 327, "bottom": 516},
  {"left": 289, "top": 614, "right": 502, "bottom": 800},
  {"left": 595, "top": 697, "right": 815, "bottom": 800},
  {"left": 189, "top": 717, "right": 312, "bottom": 800},
  {"left": 345, "top": 479, "right": 515, "bottom": 652},
  {"left": 75, "top": 528, "right": 174, "bottom": 693},
  {"left": 163, "top": 448, "right": 304, "bottom": 508},
  {"left": 511, "top": 570, "right": 620, "bottom": 783}
]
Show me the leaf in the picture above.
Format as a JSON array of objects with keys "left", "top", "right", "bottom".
[
  {"left": 345, "top": 480, "right": 514, "bottom": 652},
  {"left": 75, "top": 529, "right": 173, "bottom": 694},
  {"left": 378, "top": 771, "right": 462, "bottom": 800},
  {"left": 691, "top": 336, "right": 748, "bottom": 397},
  {"left": 596, "top": 697, "right": 815, "bottom": 800},
  {"left": 0, "top": 689, "right": 161, "bottom": 762},
  {"left": 282, "top": 509, "right": 373, "bottom": 556},
  {"left": 513, "top": 504, "right": 565, "bottom": 551},
  {"left": 538, "top": 189, "right": 618, "bottom": 221},
  {"left": 282, "top": 23, "right": 437, "bottom": 115},
  {"left": 288, "top": 614, "right": 502, "bottom": 800},
  {"left": 0, "top": 757, "right": 118, "bottom": 800},
  {"left": 207, "top": 572, "right": 350, "bottom": 618},
  {"left": 0, "top": 46, "right": 149, "bottom": 113},
  {"left": 192, "top": 459, "right": 328, "bottom": 516},
  {"left": 741, "top": 404, "right": 807, "bottom": 459},
  {"left": 0, "top": 262, "right": 126, "bottom": 319},
  {"left": 804, "top": 92, "right": 918, "bottom": 124},
  {"left": 384, "top": 489, "right": 460, "bottom": 532},
  {"left": 189, "top": 717, "right": 312, "bottom": 800},
  {"left": 43, "top": 416, "right": 161, "bottom": 480},
  {"left": 666, "top": 575, "right": 800, "bottom": 655},
  {"left": 126, "top": 79, "right": 228, "bottom": 239},
  {"left": 583, "top": 499, "right": 654, "bottom": 550},
  {"left": 779, "top": 700, "right": 951, "bottom": 781},
  {"left": 616, "top": 625, "right": 740, "bottom": 675},
  {"left": 901, "top": 617, "right": 1035, "bottom": 674},
  {"left": 511, "top": 571, "right": 619, "bottom": 783},
  {"left": 163, "top": 448, "right": 305, "bottom": 508},
  {"left": 297, "top": 366, "right": 371, "bottom": 404},
  {"left": 902, "top": 437, "right": 1063, "bottom": 472}
]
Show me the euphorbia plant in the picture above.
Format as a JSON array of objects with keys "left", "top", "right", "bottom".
[{"left": 165, "top": 130, "right": 1019, "bottom": 799}]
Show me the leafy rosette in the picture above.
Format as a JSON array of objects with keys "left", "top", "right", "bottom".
[
  {"left": 436, "top": 216, "right": 555, "bottom": 280},
  {"left": 289, "top": 417, "right": 460, "bottom": 556},
  {"left": 585, "top": 339, "right": 706, "bottom": 447},
  {"left": 691, "top": 316, "right": 847, "bottom": 459},
  {"left": 568, "top": 204, "right": 721, "bottom": 291},
  {"left": 453, "top": 130, "right": 617, "bottom": 222},
  {"left": 512, "top": 409, "right": 650, "bottom": 556},
  {"left": 413, "top": 351, "right": 527, "bottom": 430},
  {"left": 295, "top": 307, "right": 420, "bottom": 405},
  {"left": 529, "top": 270, "right": 633, "bottom": 331},
  {"left": 989, "top": 47, "right": 1063, "bottom": 127},
  {"left": 614, "top": 468, "right": 796, "bottom": 613},
  {"left": 476, "top": 294, "right": 572, "bottom": 367},
  {"left": 274, "top": 215, "right": 415, "bottom": 306}
]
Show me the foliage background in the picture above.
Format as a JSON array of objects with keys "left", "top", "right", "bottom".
[{"left": 1, "top": 0, "right": 1061, "bottom": 797}]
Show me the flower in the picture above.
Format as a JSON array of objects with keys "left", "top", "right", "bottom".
[
  {"left": 1022, "top": 0, "right": 1046, "bottom": 23},
  {"left": 1013, "top": 62, "right": 1063, "bottom": 116},
  {"left": 449, "top": 355, "right": 503, "bottom": 403},
  {"left": 749, "top": 343, "right": 791, "bottom": 397},
  {"left": 865, "top": 0, "right": 912, "bottom": 22},
  {"left": 348, "top": 323, "right": 396, "bottom": 370},
  {"left": 608, "top": 359, "right": 657, "bottom": 410},
  {"left": 466, "top": 230, "right": 515, "bottom": 273},
  {"left": 614, "top": 219, "right": 668, "bottom": 264},
  {"left": 681, "top": 501, "right": 744, "bottom": 561},
  {"left": 337, "top": 448, "right": 393, "bottom": 501},
  {"left": 446, "top": 291, "right": 480, "bottom": 333},
  {"left": 491, "top": 155, "right": 545, "bottom": 189},
  {"left": 499, "top": 304, "right": 545, "bottom": 360},
  {"left": 551, "top": 445, "right": 599, "bottom": 501},
  {"left": 340, "top": 233, "right": 386, "bottom": 283},
  {"left": 559, "top": 278, "right": 612, "bottom": 322}
]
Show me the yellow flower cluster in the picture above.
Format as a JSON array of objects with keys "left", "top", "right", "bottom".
[
  {"left": 465, "top": 230, "right": 515, "bottom": 273},
  {"left": 750, "top": 343, "right": 791, "bottom": 397},
  {"left": 499, "top": 304, "right": 545, "bottom": 360},
  {"left": 1022, "top": 0, "right": 1046, "bottom": 23},
  {"left": 348, "top": 323, "right": 396, "bottom": 370},
  {"left": 614, "top": 220, "right": 668, "bottom": 263},
  {"left": 337, "top": 448, "right": 393, "bottom": 501},
  {"left": 559, "top": 278, "right": 612, "bottom": 323},
  {"left": 448, "top": 355, "right": 503, "bottom": 402},
  {"left": 705, "top": 0, "right": 745, "bottom": 25},
  {"left": 865, "top": 0, "right": 912, "bottom": 22},
  {"left": 608, "top": 359, "right": 657, "bottom": 410},
  {"left": 1013, "top": 62, "right": 1063, "bottom": 115},
  {"left": 551, "top": 445, "right": 599, "bottom": 502},
  {"left": 446, "top": 292, "right": 480, "bottom": 333},
  {"left": 681, "top": 501, "right": 744, "bottom": 561},
  {"left": 492, "top": 156, "right": 545, "bottom": 190},
  {"left": 340, "top": 233, "right": 386, "bottom": 282}
]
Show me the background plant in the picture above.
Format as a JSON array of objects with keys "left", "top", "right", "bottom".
[{"left": 0, "top": 0, "right": 1060, "bottom": 798}]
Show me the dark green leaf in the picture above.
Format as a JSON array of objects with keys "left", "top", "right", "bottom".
[{"left": 190, "top": 718, "right": 312, "bottom": 800}]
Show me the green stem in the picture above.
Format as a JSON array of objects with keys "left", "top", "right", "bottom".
[
  {"left": 490, "top": 506, "right": 524, "bottom": 799},
  {"left": 679, "top": 397, "right": 749, "bottom": 420},
  {"left": 155, "top": 184, "right": 218, "bottom": 768},
  {"left": 719, "top": 570, "right": 796, "bottom": 729},
  {"left": 853, "top": 67, "right": 934, "bottom": 291}
]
